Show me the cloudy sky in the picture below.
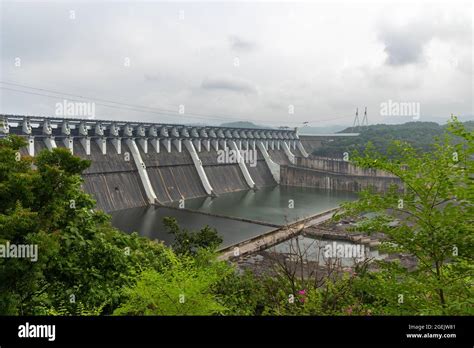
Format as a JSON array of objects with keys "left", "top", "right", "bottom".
[{"left": 0, "top": 0, "right": 472, "bottom": 128}]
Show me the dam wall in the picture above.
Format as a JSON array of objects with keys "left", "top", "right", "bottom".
[
  {"left": 296, "top": 156, "right": 396, "bottom": 177},
  {"left": 3, "top": 115, "right": 306, "bottom": 212},
  {"left": 280, "top": 165, "right": 402, "bottom": 192},
  {"left": 268, "top": 148, "right": 291, "bottom": 165},
  {"left": 247, "top": 148, "right": 276, "bottom": 187},
  {"left": 73, "top": 140, "right": 148, "bottom": 212},
  {"left": 139, "top": 147, "right": 206, "bottom": 203},
  {"left": 299, "top": 135, "right": 323, "bottom": 154},
  {"left": 198, "top": 148, "right": 250, "bottom": 194},
  {"left": 4, "top": 115, "right": 384, "bottom": 212}
]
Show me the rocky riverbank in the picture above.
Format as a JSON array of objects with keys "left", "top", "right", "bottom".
[{"left": 234, "top": 217, "right": 418, "bottom": 277}]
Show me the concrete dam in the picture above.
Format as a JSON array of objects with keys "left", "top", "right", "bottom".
[
  {"left": 2, "top": 115, "right": 314, "bottom": 213},
  {"left": 1, "top": 114, "right": 404, "bottom": 249},
  {"left": 1, "top": 115, "right": 400, "bottom": 217}
]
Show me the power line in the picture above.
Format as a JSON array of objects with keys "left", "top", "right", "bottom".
[
  {"left": 1, "top": 80, "right": 296, "bottom": 124},
  {"left": 1, "top": 81, "right": 179, "bottom": 115},
  {"left": 0, "top": 87, "right": 183, "bottom": 121},
  {"left": 0, "top": 80, "right": 354, "bottom": 125},
  {"left": 0, "top": 82, "right": 245, "bottom": 123}
]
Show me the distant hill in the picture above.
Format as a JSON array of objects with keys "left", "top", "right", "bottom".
[
  {"left": 313, "top": 121, "right": 471, "bottom": 158},
  {"left": 461, "top": 120, "right": 474, "bottom": 131},
  {"left": 219, "top": 121, "right": 270, "bottom": 129},
  {"left": 220, "top": 123, "right": 353, "bottom": 133},
  {"left": 299, "top": 125, "right": 347, "bottom": 134},
  {"left": 339, "top": 121, "right": 442, "bottom": 135}
]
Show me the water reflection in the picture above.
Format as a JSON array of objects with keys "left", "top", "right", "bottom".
[
  {"left": 111, "top": 206, "right": 274, "bottom": 248},
  {"left": 172, "top": 186, "right": 357, "bottom": 225},
  {"left": 111, "top": 186, "right": 357, "bottom": 248},
  {"left": 269, "top": 235, "right": 386, "bottom": 267}
]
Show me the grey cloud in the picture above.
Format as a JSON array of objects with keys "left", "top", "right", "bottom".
[
  {"left": 201, "top": 76, "right": 258, "bottom": 94},
  {"left": 1, "top": 1, "right": 471, "bottom": 126},
  {"left": 144, "top": 73, "right": 170, "bottom": 82},
  {"left": 229, "top": 35, "right": 258, "bottom": 52},
  {"left": 377, "top": 24, "right": 433, "bottom": 66}
]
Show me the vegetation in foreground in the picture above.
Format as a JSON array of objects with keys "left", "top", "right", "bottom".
[{"left": 0, "top": 117, "right": 472, "bottom": 315}]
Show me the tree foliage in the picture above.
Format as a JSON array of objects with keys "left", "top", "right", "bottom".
[
  {"left": 114, "top": 249, "right": 231, "bottom": 315},
  {"left": 0, "top": 136, "right": 168, "bottom": 315},
  {"left": 163, "top": 217, "right": 223, "bottom": 256},
  {"left": 333, "top": 117, "right": 473, "bottom": 314}
]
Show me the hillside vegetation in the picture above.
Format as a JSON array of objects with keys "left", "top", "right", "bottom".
[
  {"left": 220, "top": 121, "right": 269, "bottom": 129},
  {"left": 312, "top": 121, "right": 474, "bottom": 158}
]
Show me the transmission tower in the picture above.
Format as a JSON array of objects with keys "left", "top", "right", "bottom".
[
  {"left": 361, "top": 106, "right": 368, "bottom": 126},
  {"left": 353, "top": 107, "right": 360, "bottom": 127}
]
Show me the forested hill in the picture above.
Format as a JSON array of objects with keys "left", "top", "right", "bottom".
[
  {"left": 219, "top": 121, "right": 268, "bottom": 129},
  {"left": 312, "top": 121, "right": 474, "bottom": 158}
]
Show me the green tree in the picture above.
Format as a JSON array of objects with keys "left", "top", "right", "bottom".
[
  {"left": 214, "top": 269, "right": 268, "bottom": 315},
  {"left": 114, "top": 249, "right": 231, "bottom": 315},
  {"left": 0, "top": 136, "right": 168, "bottom": 315},
  {"left": 334, "top": 117, "right": 473, "bottom": 314},
  {"left": 163, "top": 217, "right": 223, "bottom": 255}
]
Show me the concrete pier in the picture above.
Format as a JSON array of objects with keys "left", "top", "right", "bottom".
[{"left": 218, "top": 208, "right": 339, "bottom": 260}]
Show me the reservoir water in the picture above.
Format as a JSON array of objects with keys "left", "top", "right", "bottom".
[
  {"left": 269, "top": 235, "right": 386, "bottom": 267},
  {"left": 111, "top": 186, "right": 357, "bottom": 248},
  {"left": 170, "top": 186, "right": 357, "bottom": 225},
  {"left": 111, "top": 206, "right": 274, "bottom": 248}
]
